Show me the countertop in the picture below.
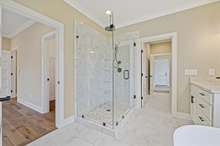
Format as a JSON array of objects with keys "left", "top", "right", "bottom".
[{"left": 190, "top": 78, "right": 220, "bottom": 94}]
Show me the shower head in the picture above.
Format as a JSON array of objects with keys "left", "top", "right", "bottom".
[{"left": 105, "top": 10, "right": 115, "bottom": 32}]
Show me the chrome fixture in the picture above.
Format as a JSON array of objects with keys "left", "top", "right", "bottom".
[{"left": 105, "top": 10, "right": 121, "bottom": 73}]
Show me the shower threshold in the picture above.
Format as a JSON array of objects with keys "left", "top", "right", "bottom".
[{"left": 76, "top": 102, "right": 132, "bottom": 137}]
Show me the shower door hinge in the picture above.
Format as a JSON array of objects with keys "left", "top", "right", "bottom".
[
  {"left": 141, "top": 50, "right": 143, "bottom": 53},
  {"left": 133, "top": 95, "right": 136, "bottom": 99},
  {"left": 141, "top": 73, "right": 144, "bottom": 77},
  {"left": 191, "top": 96, "right": 194, "bottom": 103},
  {"left": 133, "top": 42, "right": 136, "bottom": 47},
  {"left": 141, "top": 97, "right": 143, "bottom": 100}
]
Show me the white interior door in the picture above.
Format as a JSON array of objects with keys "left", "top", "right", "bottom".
[
  {"left": 153, "top": 57, "right": 170, "bottom": 86},
  {"left": 42, "top": 32, "right": 57, "bottom": 113},
  {"left": 142, "top": 43, "right": 150, "bottom": 100},
  {"left": 0, "top": 51, "right": 11, "bottom": 98},
  {"left": 48, "top": 57, "right": 56, "bottom": 101},
  {"left": 11, "top": 50, "right": 17, "bottom": 98},
  {"left": 150, "top": 56, "right": 154, "bottom": 93},
  {"left": 150, "top": 55, "right": 170, "bottom": 92}
]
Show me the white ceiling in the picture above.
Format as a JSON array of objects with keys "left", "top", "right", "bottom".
[
  {"left": 2, "top": 8, "right": 34, "bottom": 38},
  {"left": 64, "top": 0, "right": 219, "bottom": 28}
]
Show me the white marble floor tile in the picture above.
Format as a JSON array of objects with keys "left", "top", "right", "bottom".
[{"left": 28, "top": 93, "right": 192, "bottom": 146}]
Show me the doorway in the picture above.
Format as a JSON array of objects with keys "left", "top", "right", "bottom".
[
  {"left": 42, "top": 32, "right": 57, "bottom": 114},
  {"left": 139, "top": 33, "right": 177, "bottom": 114},
  {"left": 0, "top": 1, "right": 65, "bottom": 145},
  {"left": 0, "top": 0, "right": 64, "bottom": 128}
]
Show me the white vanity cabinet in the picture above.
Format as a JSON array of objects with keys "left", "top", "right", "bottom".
[{"left": 190, "top": 80, "right": 220, "bottom": 128}]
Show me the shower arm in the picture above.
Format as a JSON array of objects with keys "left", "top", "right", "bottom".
[{"left": 107, "top": 12, "right": 119, "bottom": 68}]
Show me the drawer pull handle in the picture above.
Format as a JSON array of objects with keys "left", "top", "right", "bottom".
[
  {"left": 199, "top": 116, "right": 205, "bottom": 122},
  {"left": 200, "top": 93, "right": 205, "bottom": 96},
  {"left": 199, "top": 104, "right": 205, "bottom": 108}
]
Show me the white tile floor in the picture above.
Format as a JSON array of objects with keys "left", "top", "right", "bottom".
[{"left": 28, "top": 93, "right": 192, "bottom": 146}]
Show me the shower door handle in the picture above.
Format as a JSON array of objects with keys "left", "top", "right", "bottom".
[{"left": 123, "top": 70, "right": 129, "bottom": 80}]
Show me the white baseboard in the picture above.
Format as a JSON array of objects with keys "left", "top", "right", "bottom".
[
  {"left": 173, "top": 112, "right": 192, "bottom": 120},
  {"left": 60, "top": 115, "right": 75, "bottom": 128},
  {"left": 17, "top": 98, "right": 43, "bottom": 113}
]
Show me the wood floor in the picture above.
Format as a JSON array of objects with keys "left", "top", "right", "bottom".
[{"left": 2, "top": 98, "right": 56, "bottom": 146}]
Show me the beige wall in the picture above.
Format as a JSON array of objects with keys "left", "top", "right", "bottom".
[
  {"left": 149, "top": 42, "right": 171, "bottom": 55},
  {"left": 118, "top": 2, "right": 220, "bottom": 113},
  {"left": 11, "top": 23, "right": 54, "bottom": 109},
  {"left": 2, "top": 37, "right": 11, "bottom": 51},
  {"left": 14, "top": 0, "right": 106, "bottom": 118},
  {"left": 13, "top": 0, "right": 220, "bottom": 115}
]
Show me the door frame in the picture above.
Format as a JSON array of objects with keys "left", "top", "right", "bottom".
[
  {"left": 41, "top": 31, "right": 58, "bottom": 114},
  {"left": 0, "top": 0, "right": 65, "bottom": 128},
  {"left": 150, "top": 53, "right": 171, "bottom": 93},
  {"left": 139, "top": 32, "right": 177, "bottom": 114}
]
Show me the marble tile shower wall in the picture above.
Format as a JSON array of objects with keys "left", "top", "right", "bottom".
[{"left": 76, "top": 23, "right": 113, "bottom": 116}]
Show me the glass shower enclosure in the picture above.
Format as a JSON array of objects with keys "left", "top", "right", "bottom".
[{"left": 75, "top": 17, "right": 135, "bottom": 129}]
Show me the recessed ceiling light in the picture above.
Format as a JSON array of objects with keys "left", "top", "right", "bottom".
[{"left": 105, "top": 10, "right": 112, "bottom": 15}]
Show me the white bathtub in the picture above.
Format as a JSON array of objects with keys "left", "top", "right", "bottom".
[{"left": 174, "top": 125, "right": 220, "bottom": 146}]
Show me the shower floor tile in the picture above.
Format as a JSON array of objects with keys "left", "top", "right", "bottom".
[{"left": 83, "top": 102, "right": 129, "bottom": 127}]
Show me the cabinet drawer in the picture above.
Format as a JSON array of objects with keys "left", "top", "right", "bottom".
[
  {"left": 195, "top": 108, "right": 212, "bottom": 126},
  {"left": 197, "top": 98, "right": 212, "bottom": 121},
  {"left": 191, "top": 85, "right": 213, "bottom": 104},
  {"left": 194, "top": 115, "right": 211, "bottom": 126}
]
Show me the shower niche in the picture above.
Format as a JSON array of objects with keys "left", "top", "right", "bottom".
[{"left": 75, "top": 21, "right": 136, "bottom": 131}]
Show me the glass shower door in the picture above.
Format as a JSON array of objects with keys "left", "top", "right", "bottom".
[
  {"left": 113, "top": 41, "right": 135, "bottom": 125},
  {"left": 76, "top": 23, "right": 113, "bottom": 128}
]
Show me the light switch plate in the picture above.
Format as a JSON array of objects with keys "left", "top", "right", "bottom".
[
  {"left": 209, "top": 68, "right": 215, "bottom": 76},
  {"left": 185, "top": 69, "right": 198, "bottom": 76}
]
